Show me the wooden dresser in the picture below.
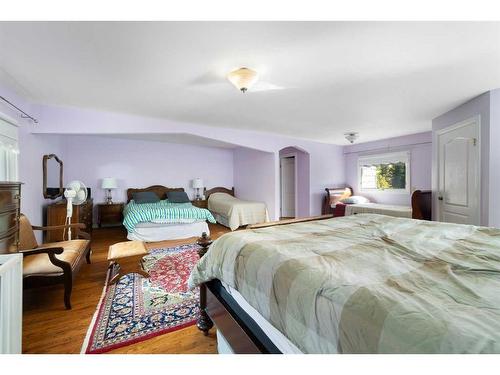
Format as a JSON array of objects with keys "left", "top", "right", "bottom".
[
  {"left": 46, "top": 198, "right": 93, "bottom": 242},
  {"left": 0, "top": 182, "right": 22, "bottom": 254}
]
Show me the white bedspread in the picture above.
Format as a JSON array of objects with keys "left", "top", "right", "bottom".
[
  {"left": 345, "top": 202, "right": 412, "bottom": 218},
  {"left": 208, "top": 193, "right": 269, "bottom": 231}
]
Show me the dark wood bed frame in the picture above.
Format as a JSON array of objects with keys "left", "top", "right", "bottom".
[
  {"left": 126, "top": 185, "right": 184, "bottom": 203},
  {"left": 322, "top": 186, "right": 432, "bottom": 220},
  {"left": 203, "top": 186, "right": 235, "bottom": 200},
  {"left": 196, "top": 190, "right": 433, "bottom": 353},
  {"left": 196, "top": 215, "right": 334, "bottom": 354}
]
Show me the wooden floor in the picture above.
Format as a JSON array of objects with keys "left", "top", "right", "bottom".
[{"left": 22, "top": 223, "right": 231, "bottom": 354}]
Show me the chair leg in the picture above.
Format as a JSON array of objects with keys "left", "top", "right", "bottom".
[
  {"left": 86, "top": 248, "right": 92, "bottom": 264},
  {"left": 63, "top": 272, "right": 73, "bottom": 310}
]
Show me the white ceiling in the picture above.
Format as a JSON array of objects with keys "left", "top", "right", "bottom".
[{"left": 0, "top": 21, "right": 499, "bottom": 144}]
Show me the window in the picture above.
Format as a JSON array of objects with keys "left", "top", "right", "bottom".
[
  {"left": 358, "top": 151, "right": 410, "bottom": 193},
  {"left": 0, "top": 113, "right": 19, "bottom": 182}
]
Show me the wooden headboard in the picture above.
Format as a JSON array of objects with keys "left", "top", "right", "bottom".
[
  {"left": 204, "top": 186, "right": 235, "bottom": 200},
  {"left": 411, "top": 190, "right": 432, "bottom": 220},
  {"left": 126, "top": 185, "right": 184, "bottom": 203},
  {"left": 322, "top": 186, "right": 353, "bottom": 215}
]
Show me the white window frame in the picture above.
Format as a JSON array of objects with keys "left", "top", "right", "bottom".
[
  {"left": 358, "top": 151, "right": 410, "bottom": 194},
  {"left": 0, "top": 112, "right": 19, "bottom": 182}
]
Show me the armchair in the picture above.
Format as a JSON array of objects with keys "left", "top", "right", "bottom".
[{"left": 18, "top": 214, "right": 92, "bottom": 309}]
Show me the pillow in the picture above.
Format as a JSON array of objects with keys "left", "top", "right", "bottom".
[
  {"left": 328, "top": 188, "right": 351, "bottom": 207},
  {"left": 132, "top": 191, "right": 160, "bottom": 204},
  {"left": 166, "top": 191, "right": 190, "bottom": 203},
  {"left": 340, "top": 195, "right": 370, "bottom": 204}
]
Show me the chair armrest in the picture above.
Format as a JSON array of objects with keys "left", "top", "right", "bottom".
[
  {"left": 32, "top": 223, "right": 86, "bottom": 232},
  {"left": 77, "top": 230, "right": 91, "bottom": 240},
  {"left": 20, "top": 247, "right": 64, "bottom": 257}
]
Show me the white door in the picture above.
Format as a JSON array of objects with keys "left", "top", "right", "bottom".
[
  {"left": 437, "top": 117, "right": 480, "bottom": 225},
  {"left": 280, "top": 156, "right": 296, "bottom": 218}
]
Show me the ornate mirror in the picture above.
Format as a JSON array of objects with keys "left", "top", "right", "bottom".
[{"left": 43, "top": 154, "right": 63, "bottom": 199}]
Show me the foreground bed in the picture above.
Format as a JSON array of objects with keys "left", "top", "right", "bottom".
[{"left": 189, "top": 214, "right": 500, "bottom": 354}]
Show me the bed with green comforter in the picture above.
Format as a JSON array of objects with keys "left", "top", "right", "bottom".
[
  {"left": 123, "top": 199, "right": 216, "bottom": 232},
  {"left": 188, "top": 214, "right": 500, "bottom": 353}
]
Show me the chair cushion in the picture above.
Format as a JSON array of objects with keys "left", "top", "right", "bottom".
[
  {"left": 23, "top": 240, "right": 89, "bottom": 276},
  {"left": 108, "top": 241, "right": 148, "bottom": 261},
  {"left": 19, "top": 214, "right": 38, "bottom": 250}
]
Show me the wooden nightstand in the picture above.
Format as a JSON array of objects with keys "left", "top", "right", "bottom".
[
  {"left": 97, "top": 202, "right": 124, "bottom": 228},
  {"left": 191, "top": 199, "right": 208, "bottom": 209}
]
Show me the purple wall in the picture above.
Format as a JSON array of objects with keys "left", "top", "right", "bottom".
[
  {"left": 61, "top": 135, "right": 234, "bottom": 223},
  {"left": 233, "top": 147, "right": 277, "bottom": 219},
  {"left": 343, "top": 132, "right": 432, "bottom": 205},
  {"left": 432, "top": 92, "right": 491, "bottom": 226},
  {"left": 30, "top": 104, "right": 346, "bottom": 220}
]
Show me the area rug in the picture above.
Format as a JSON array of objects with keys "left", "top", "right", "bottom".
[{"left": 81, "top": 243, "right": 200, "bottom": 354}]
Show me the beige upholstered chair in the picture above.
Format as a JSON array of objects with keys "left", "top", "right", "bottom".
[{"left": 18, "top": 214, "right": 91, "bottom": 309}]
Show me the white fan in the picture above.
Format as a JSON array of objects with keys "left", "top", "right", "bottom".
[{"left": 63, "top": 180, "right": 87, "bottom": 240}]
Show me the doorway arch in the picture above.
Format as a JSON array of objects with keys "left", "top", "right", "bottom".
[{"left": 279, "top": 146, "right": 310, "bottom": 218}]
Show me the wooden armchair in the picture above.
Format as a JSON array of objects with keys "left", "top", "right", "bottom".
[{"left": 18, "top": 214, "right": 92, "bottom": 309}]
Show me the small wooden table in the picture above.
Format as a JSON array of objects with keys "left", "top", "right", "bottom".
[
  {"left": 107, "top": 241, "right": 150, "bottom": 285},
  {"left": 97, "top": 202, "right": 124, "bottom": 228},
  {"left": 191, "top": 199, "right": 208, "bottom": 209}
]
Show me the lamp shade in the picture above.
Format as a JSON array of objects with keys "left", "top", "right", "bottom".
[
  {"left": 192, "top": 178, "right": 204, "bottom": 189},
  {"left": 227, "top": 67, "right": 259, "bottom": 93},
  {"left": 101, "top": 177, "right": 117, "bottom": 189}
]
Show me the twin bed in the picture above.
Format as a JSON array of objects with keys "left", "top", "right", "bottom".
[
  {"left": 189, "top": 213, "right": 500, "bottom": 354},
  {"left": 124, "top": 185, "right": 269, "bottom": 241}
]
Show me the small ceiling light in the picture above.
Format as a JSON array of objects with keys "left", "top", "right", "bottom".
[
  {"left": 344, "top": 132, "right": 359, "bottom": 144},
  {"left": 227, "top": 67, "right": 259, "bottom": 93}
]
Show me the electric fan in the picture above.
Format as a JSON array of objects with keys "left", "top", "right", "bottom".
[{"left": 63, "top": 180, "right": 87, "bottom": 240}]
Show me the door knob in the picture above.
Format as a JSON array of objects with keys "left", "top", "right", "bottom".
[{"left": 438, "top": 196, "right": 443, "bottom": 201}]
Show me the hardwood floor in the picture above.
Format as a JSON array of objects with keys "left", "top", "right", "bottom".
[{"left": 22, "top": 223, "right": 230, "bottom": 354}]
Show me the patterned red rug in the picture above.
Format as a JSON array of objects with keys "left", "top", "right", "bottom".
[{"left": 81, "top": 244, "right": 200, "bottom": 354}]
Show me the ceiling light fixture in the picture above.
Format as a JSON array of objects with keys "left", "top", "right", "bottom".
[
  {"left": 227, "top": 67, "right": 259, "bottom": 93},
  {"left": 344, "top": 132, "right": 359, "bottom": 144}
]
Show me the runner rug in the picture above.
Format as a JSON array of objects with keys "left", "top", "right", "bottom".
[{"left": 81, "top": 243, "right": 200, "bottom": 354}]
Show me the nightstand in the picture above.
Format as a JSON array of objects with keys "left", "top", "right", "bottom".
[
  {"left": 97, "top": 202, "right": 125, "bottom": 228},
  {"left": 191, "top": 199, "right": 208, "bottom": 209}
]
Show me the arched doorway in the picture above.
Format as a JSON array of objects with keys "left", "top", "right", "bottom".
[{"left": 278, "top": 146, "right": 310, "bottom": 218}]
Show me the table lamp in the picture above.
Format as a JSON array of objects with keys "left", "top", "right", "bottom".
[
  {"left": 192, "top": 178, "right": 204, "bottom": 200},
  {"left": 101, "top": 177, "right": 117, "bottom": 204}
]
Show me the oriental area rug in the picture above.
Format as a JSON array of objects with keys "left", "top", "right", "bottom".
[{"left": 81, "top": 244, "right": 200, "bottom": 354}]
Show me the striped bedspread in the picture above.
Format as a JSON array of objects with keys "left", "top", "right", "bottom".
[
  {"left": 123, "top": 200, "right": 216, "bottom": 232},
  {"left": 189, "top": 214, "right": 500, "bottom": 353}
]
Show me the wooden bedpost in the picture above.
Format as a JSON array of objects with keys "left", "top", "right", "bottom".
[{"left": 196, "top": 232, "right": 214, "bottom": 335}]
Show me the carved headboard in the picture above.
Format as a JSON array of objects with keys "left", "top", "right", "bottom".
[
  {"left": 126, "top": 185, "right": 184, "bottom": 203},
  {"left": 322, "top": 186, "right": 353, "bottom": 215},
  {"left": 204, "top": 186, "right": 235, "bottom": 200}
]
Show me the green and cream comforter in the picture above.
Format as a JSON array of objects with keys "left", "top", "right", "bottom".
[
  {"left": 123, "top": 200, "right": 216, "bottom": 232},
  {"left": 188, "top": 214, "right": 500, "bottom": 353}
]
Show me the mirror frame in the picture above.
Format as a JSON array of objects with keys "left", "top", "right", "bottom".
[{"left": 43, "top": 154, "right": 64, "bottom": 199}]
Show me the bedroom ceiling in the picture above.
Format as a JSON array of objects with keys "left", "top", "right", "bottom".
[{"left": 0, "top": 21, "right": 499, "bottom": 144}]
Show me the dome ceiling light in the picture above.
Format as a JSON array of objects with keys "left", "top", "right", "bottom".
[
  {"left": 345, "top": 132, "right": 359, "bottom": 144},
  {"left": 227, "top": 67, "right": 259, "bottom": 93}
]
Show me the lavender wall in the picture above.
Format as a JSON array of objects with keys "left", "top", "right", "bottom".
[
  {"left": 31, "top": 104, "right": 346, "bottom": 220},
  {"left": 60, "top": 135, "right": 234, "bottom": 222},
  {"left": 233, "top": 147, "right": 277, "bottom": 219},
  {"left": 432, "top": 92, "right": 491, "bottom": 225},
  {"left": 343, "top": 132, "right": 432, "bottom": 205}
]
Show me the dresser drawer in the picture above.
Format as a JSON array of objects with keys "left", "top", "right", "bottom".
[
  {"left": 0, "top": 185, "right": 20, "bottom": 213},
  {"left": 0, "top": 210, "right": 19, "bottom": 237}
]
